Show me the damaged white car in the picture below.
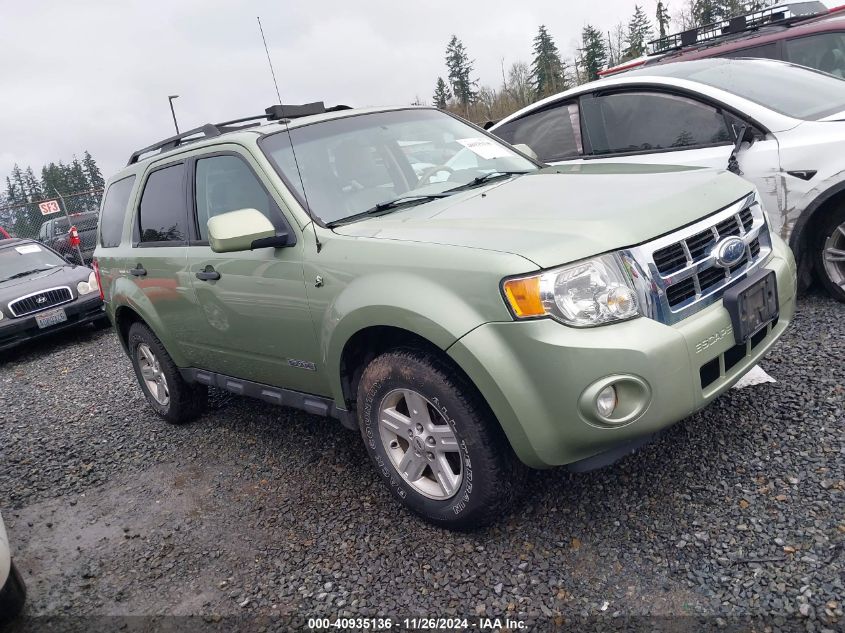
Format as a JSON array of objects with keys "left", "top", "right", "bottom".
[{"left": 491, "top": 58, "right": 845, "bottom": 300}]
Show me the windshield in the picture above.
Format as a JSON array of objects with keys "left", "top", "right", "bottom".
[
  {"left": 0, "top": 243, "right": 65, "bottom": 282},
  {"left": 632, "top": 59, "right": 845, "bottom": 120},
  {"left": 260, "top": 108, "right": 537, "bottom": 225}
]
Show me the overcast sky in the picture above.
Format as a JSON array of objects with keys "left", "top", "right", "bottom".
[{"left": 0, "top": 0, "right": 815, "bottom": 183}]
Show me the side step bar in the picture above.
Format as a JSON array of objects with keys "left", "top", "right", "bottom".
[{"left": 179, "top": 368, "right": 357, "bottom": 430}]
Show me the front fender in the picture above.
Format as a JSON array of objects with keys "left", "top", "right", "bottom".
[{"left": 322, "top": 272, "right": 507, "bottom": 405}]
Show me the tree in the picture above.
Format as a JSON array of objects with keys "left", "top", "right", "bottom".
[
  {"left": 505, "top": 61, "right": 533, "bottom": 109},
  {"left": 607, "top": 23, "right": 626, "bottom": 67},
  {"left": 531, "top": 25, "right": 566, "bottom": 98},
  {"left": 432, "top": 77, "right": 451, "bottom": 109},
  {"left": 693, "top": 0, "right": 717, "bottom": 25},
  {"left": 624, "top": 5, "right": 654, "bottom": 60},
  {"left": 656, "top": 1, "right": 671, "bottom": 38},
  {"left": 445, "top": 35, "right": 477, "bottom": 110},
  {"left": 714, "top": 0, "right": 745, "bottom": 20},
  {"left": 579, "top": 25, "right": 608, "bottom": 82},
  {"left": 82, "top": 151, "right": 103, "bottom": 190}
]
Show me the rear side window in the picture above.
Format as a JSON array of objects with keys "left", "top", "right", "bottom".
[
  {"left": 718, "top": 42, "right": 781, "bottom": 61},
  {"left": 100, "top": 177, "right": 136, "bottom": 247},
  {"left": 583, "top": 91, "right": 732, "bottom": 155},
  {"left": 194, "top": 155, "right": 274, "bottom": 241},
  {"left": 495, "top": 103, "right": 582, "bottom": 162},
  {"left": 137, "top": 164, "right": 187, "bottom": 244},
  {"left": 785, "top": 32, "right": 845, "bottom": 78}
]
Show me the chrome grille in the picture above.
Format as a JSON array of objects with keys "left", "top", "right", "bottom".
[
  {"left": 620, "top": 194, "right": 773, "bottom": 325},
  {"left": 8, "top": 286, "right": 73, "bottom": 317}
]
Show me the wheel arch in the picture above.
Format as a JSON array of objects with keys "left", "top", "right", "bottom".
[{"left": 789, "top": 180, "right": 845, "bottom": 286}]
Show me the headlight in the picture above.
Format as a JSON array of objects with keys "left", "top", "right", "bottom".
[
  {"left": 77, "top": 272, "right": 99, "bottom": 296},
  {"left": 0, "top": 309, "right": 4, "bottom": 321},
  {"left": 502, "top": 253, "right": 641, "bottom": 327}
]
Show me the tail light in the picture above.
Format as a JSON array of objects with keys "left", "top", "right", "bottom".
[{"left": 92, "top": 258, "right": 105, "bottom": 301}]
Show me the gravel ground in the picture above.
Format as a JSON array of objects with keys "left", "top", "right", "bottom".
[{"left": 0, "top": 292, "right": 842, "bottom": 632}]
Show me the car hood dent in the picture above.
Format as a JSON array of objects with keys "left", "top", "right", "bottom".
[{"left": 332, "top": 166, "right": 753, "bottom": 269}]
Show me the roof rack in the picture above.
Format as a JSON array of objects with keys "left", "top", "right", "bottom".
[
  {"left": 648, "top": 1, "right": 827, "bottom": 55},
  {"left": 127, "top": 102, "right": 351, "bottom": 165}
]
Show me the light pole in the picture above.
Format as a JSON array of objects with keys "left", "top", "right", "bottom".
[{"left": 168, "top": 95, "right": 180, "bottom": 135}]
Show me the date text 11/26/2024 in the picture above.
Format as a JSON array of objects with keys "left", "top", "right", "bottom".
[{"left": 307, "top": 616, "right": 527, "bottom": 630}]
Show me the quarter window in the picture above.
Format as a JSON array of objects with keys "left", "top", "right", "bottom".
[
  {"left": 785, "top": 32, "right": 845, "bottom": 78},
  {"left": 100, "top": 177, "right": 135, "bottom": 247},
  {"left": 582, "top": 91, "right": 733, "bottom": 155},
  {"left": 137, "top": 164, "right": 187, "bottom": 244},
  {"left": 194, "top": 155, "right": 274, "bottom": 241},
  {"left": 495, "top": 103, "right": 582, "bottom": 162}
]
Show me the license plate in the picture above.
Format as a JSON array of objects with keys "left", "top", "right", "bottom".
[
  {"left": 723, "top": 270, "right": 779, "bottom": 345},
  {"left": 35, "top": 307, "right": 68, "bottom": 329}
]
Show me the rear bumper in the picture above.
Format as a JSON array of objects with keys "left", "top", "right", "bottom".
[
  {"left": 0, "top": 294, "right": 105, "bottom": 352},
  {"left": 449, "top": 240, "right": 797, "bottom": 469}
]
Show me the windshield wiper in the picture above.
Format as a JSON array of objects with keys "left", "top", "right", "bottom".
[
  {"left": 326, "top": 193, "right": 453, "bottom": 228},
  {"left": 1, "top": 267, "right": 54, "bottom": 281},
  {"left": 449, "top": 170, "right": 531, "bottom": 192}
]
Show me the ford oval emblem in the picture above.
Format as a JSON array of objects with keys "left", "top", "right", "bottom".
[{"left": 714, "top": 236, "right": 747, "bottom": 268}]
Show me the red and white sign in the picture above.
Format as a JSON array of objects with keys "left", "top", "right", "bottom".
[{"left": 38, "top": 200, "right": 61, "bottom": 215}]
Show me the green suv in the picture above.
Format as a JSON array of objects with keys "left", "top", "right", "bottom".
[{"left": 95, "top": 103, "right": 797, "bottom": 528}]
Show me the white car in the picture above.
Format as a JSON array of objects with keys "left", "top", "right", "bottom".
[
  {"left": 491, "top": 58, "right": 845, "bottom": 301},
  {"left": 0, "top": 512, "right": 26, "bottom": 624}
]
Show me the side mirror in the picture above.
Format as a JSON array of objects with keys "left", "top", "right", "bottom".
[
  {"left": 513, "top": 143, "right": 539, "bottom": 161},
  {"left": 207, "top": 208, "right": 290, "bottom": 253},
  {"left": 64, "top": 253, "right": 77, "bottom": 265}
]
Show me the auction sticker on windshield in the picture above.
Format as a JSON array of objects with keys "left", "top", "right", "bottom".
[
  {"left": 15, "top": 244, "right": 42, "bottom": 255},
  {"left": 456, "top": 137, "right": 516, "bottom": 160}
]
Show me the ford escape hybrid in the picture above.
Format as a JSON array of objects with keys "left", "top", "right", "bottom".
[{"left": 94, "top": 103, "right": 796, "bottom": 528}]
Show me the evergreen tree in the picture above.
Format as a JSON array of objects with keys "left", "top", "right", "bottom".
[
  {"left": 579, "top": 25, "right": 608, "bottom": 82},
  {"left": 82, "top": 151, "right": 104, "bottom": 190},
  {"left": 656, "top": 1, "right": 671, "bottom": 38},
  {"left": 23, "top": 167, "right": 42, "bottom": 201},
  {"left": 693, "top": 0, "right": 717, "bottom": 25},
  {"left": 445, "top": 35, "right": 478, "bottom": 109},
  {"left": 624, "top": 5, "right": 654, "bottom": 60},
  {"left": 531, "top": 25, "right": 566, "bottom": 98},
  {"left": 432, "top": 77, "right": 451, "bottom": 109},
  {"left": 714, "top": 0, "right": 744, "bottom": 19}
]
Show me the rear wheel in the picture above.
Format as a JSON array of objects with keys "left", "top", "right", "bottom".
[
  {"left": 815, "top": 205, "right": 845, "bottom": 302},
  {"left": 0, "top": 561, "right": 26, "bottom": 625},
  {"left": 128, "top": 322, "right": 207, "bottom": 424},
  {"left": 357, "top": 349, "right": 526, "bottom": 529}
]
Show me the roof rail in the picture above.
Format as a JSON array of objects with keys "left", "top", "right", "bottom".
[
  {"left": 647, "top": 1, "right": 827, "bottom": 55},
  {"left": 126, "top": 102, "right": 351, "bottom": 165}
]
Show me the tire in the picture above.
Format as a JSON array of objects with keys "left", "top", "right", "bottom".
[
  {"left": 0, "top": 561, "right": 27, "bottom": 625},
  {"left": 127, "top": 322, "right": 207, "bottom": 424},
  {"left": 357, "top": 349, "right": 526, "bottom": 529},
  {"left": 814, "top": 204, "right": 845, "bottom": 302}
]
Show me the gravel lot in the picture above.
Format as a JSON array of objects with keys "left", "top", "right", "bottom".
[{"left": 0, "top": 292, "right": 842, "bottom": 632}]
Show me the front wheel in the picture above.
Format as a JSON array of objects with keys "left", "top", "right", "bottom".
[
  {"left": 815, "top": 205, "right": 845, "bottom": 302},
  {"left": 357, "top": 349, "right": 526, "bottom": 529}
]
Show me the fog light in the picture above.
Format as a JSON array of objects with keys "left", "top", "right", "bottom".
[{"left": 596, "top": 385, "right": 617, "bottom": 418}]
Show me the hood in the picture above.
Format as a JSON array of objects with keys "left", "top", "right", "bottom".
[
  {"left": 332, "top": 164, "right": 753, "bottom": 269},
  {"left": 0, "top": 265, "right": 92, "bottom": 314}
]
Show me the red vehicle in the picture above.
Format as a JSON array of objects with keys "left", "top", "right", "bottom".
[
  {"left": 602, "top": 1, "right": 845, "bottom": 78},
  {"left": 0, "top": 227, "right": 10, "bottom": 240}
]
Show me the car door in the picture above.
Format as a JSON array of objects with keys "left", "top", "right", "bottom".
[
  {"left": 185, "top": 149, "right": 326, "bottom": 395},
  {"left": 577, "top": 89, "right": 785, "bottom": 222},
  {"left": 129, "top": 160, "right": 199, "bottom": 361}
]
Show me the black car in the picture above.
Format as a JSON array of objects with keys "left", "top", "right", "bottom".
[
  {"left": 38, "top": 211, "right": 99, "bottom": 264},
  {"left": 0, "top": 238, "right": 107, "bottom": 352}
]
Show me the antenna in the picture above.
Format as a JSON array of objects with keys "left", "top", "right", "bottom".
[{"left": 257, "top": 16, "right": 322, "bottom": 253}]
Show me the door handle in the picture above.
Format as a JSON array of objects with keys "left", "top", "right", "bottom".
[
  {"left": 195, "top": 266, "right": 221, "bottom": 281},
  {"left": 129, "top": 264, "right": 147, "bottom": 277}
]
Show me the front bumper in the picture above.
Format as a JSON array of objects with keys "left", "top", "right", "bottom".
[
  {"left": 0, "top": 294, "right": 105, "bottom": 352},
  {"left": 448, "top": 239, "right": 797, "bottom": 469}
]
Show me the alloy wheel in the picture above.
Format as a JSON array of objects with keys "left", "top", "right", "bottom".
[
  {"left": 823, "top": 221, "right": 845, "bottom": 290},
  {"left": 137, "top": 343, "right": 170, "bottom": 406},
  {"left": 378, "top": 388, "right": 463, "bottom": 500}
]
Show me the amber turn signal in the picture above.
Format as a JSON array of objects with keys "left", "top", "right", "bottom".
[{"left": 502, "top": 277, "right": 545, "bottom": 318}]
